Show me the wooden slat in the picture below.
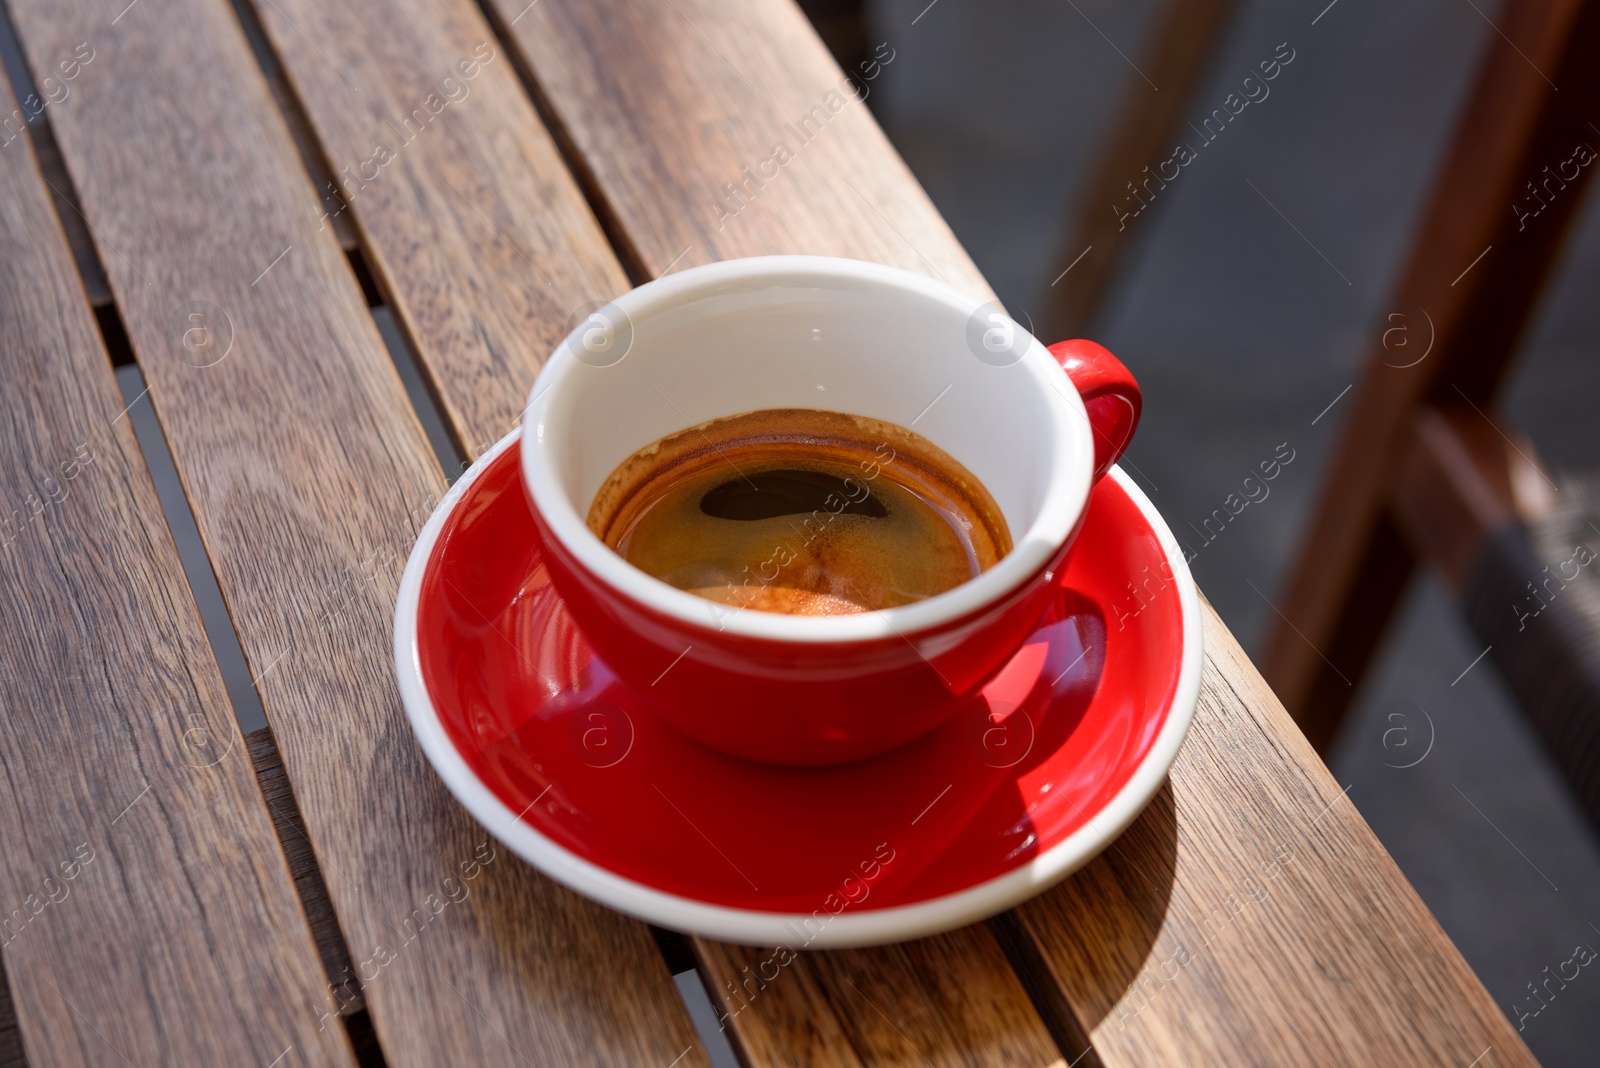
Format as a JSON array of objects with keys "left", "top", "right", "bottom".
[
  {"left": 243, "top": 0, "right": 630, "bottom": 446},
  {"left": 247, "top": 726, "right": 366, "bottom": 1017},
  {"left": 0, "top": 78, "right": 353, "bottom": 1067},
  {"left": 3, "top": 1, "right": 705, "bottom": 1064},
  {"left": 491, "top": 0, "right": 989, "bottom": 293},
  {"left": 28, "top": 127, "right": 113, "bottom": 308},
  {"left": 1262, "top": 0, "right": 1600, "bottom": 748},
  {"left": 695, "top": 932, "right": 1068, "bottom": 1067},
  {"left": 482, "top": 0, "right": 1539, "bottom": 1063},
  {"left": 236, "top": 13, "right": 362, "bottom": 256}
]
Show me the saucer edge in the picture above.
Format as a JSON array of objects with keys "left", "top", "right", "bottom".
[{"left": 393, "top": 428, "right": 1203, "bottom": 948}]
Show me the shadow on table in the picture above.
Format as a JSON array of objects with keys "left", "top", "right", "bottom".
[{"left": 992, "top": 779, "right": 1180, "bottom": 1054}]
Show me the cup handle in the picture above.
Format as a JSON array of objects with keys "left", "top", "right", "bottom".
[{"left": 1047, "top": 339, "right": 1141, "bottom": 482}]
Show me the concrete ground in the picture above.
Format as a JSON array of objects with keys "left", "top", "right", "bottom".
[{"left": 864, "top": 0, "right": 1600, "bottom": 1062}]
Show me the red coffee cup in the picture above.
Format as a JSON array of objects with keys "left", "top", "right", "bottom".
[{"left": 521, "top": 257, "right": 1138, "bottom": 765}]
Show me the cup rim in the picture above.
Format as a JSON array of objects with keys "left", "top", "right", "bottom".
[{"left": 520, "top": 255, "right": 1095, "bottom": 644}]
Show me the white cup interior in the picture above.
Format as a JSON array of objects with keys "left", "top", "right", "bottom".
[{"left": 523, "top": 256, "right": 1094, "bottom": 642}]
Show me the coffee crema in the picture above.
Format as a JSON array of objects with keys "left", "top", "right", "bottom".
[{"left": 586, "top": 408, "right": 1011, "bottom": 616}]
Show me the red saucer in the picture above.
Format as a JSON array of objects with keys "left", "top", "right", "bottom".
[{"left": 404, "top": 432, "right": 1195, "bottom": 933}]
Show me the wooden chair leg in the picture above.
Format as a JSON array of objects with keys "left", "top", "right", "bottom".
[
  {"left": 1045, "top": 0, "right": 1239, "bottom": 337},
  {"left": 1263, "top": 0, "right": 1600, "bottom": 749}
]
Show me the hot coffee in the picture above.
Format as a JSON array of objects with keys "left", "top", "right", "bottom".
[{"left": 586, "top": 408, "right": 1011, "bottom": 616}]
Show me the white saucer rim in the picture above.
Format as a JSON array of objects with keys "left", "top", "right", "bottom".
[{"left": 394, "top": 428, "right": 1203, "bottom": 948}]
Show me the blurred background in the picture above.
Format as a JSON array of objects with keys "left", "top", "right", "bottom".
[{"left": 790, "top": 0, "right": 1600, "bottom": 1063}]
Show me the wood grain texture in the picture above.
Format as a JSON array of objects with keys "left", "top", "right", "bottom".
[
  {"left": 1262, "top": 0, "right": 1600, "bottom": 747},
  {"left": 27, "top": 126, "right": 112, "bottom": 308},
  {"left": 235, "top": 11, "right": 362, "bottom": 256},
  {"left": 248, "top": 726, "right": 366, "bottom": 1017},
  {"left": 695, "top": 930, "right": 1069, "bottom": 1067},
  {"left": 243, "top": 0, "right": 630, "bottom": 447},
  {"left": 482, "top": 0, "right": 1538, "bottom": 1063},
  {"left": 1013, "top": 599, "right": 1537, "bottom": 1067},
  {"left": 3, "top": 0, "right": 705, "bottom": 1064},
  {"left": 488, "top": 0, "right": 989, "bottom": 294},
  {"left": 0, "top": 78, "right": 353, "bottom": 1067}
]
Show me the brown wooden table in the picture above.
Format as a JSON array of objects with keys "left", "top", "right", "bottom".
[{"left": 0, "top": 0, "right": 1539, "bottom": 1064}]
